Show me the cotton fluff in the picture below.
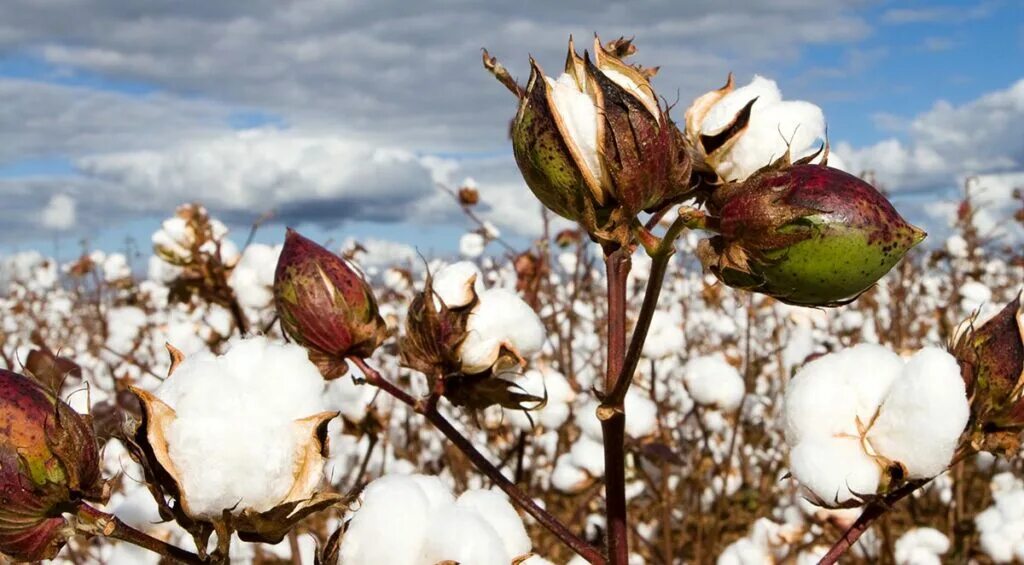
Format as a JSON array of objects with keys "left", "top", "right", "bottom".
[
  {"left": 699, "top": 75, "right": 825, "bottom": 182},
  {"left": 432, "top": 261, "right": 486, "bottom": 308},
  {"left": 228, "top": 243, "right": 281, "bottom": 310},
  {"left": 152, "top": 336, "right": 328, "bottom": 517},
  {"left": 894, "top": 528, "right": 950, "bottom": 565},
  {"left": 642, "top": 310, "right": 684, "bottom": 359},
  {"left": 867, "top": 348, "right": 970, "bottom": 479},
  {"left": 683, "top": 354, "right": 746, "bottom": 411},
  {"left": 546, "top": 73, "right": 602, "bottom": 185},
  {"left": 975, "top": 473, "right": 1024, "bottom": 563},
  {"left": 339, "top": 474, "right": 532, "bottom": 565},
  {"left": 505, "top": 368, "right": 575, "bottom": 430},
  {"left": 459, "top": 233, "right": 487, "bottom": 259},
  {"left": 784, "top": 344, "right": 968, "bottom": 505}
]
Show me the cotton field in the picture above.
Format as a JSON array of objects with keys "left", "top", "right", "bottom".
[{"left": 1, "top": 30, "right": 1023, "bottom": 565}]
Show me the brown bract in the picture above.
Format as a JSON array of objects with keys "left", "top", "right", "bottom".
[{"left": 274, "top": 229, "right": 388, "bottom": 379}]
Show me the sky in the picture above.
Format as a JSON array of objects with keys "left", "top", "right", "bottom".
[{"left": 0, "top": 0, "right": 1022, "bottom": 262}]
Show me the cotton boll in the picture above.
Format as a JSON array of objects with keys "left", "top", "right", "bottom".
[
  {"left": 456, "top": 489, "right": 531, "bottom": 559},
  {"left": 460, "top": 233, "right": 487, "bottom": 259},
  {"left": 960, "top": 280, "right": 993, "bottom": 315},
  {"left": 716, "top": 537, "right": 770, "bottom": 565},
  {"left": 624, "top": 389, "right": 658, "bottom": 439},
  {"left": 570, "top": 436, "right": 606, "bottom": 477},
  {"left": 894, "top": 528, "right": 950, "bottom": 565},
  {"left": 421, "top": 504, "right": 511, "bottom": 565},
  {"left": 505, "top": 368, "right": 575, "bottom": 430},
  {"left": 945, "top": 235, "right": 968, "bottom": 258},
  {"left": 789, "top": 438, "right": 881, "bottom": 505},
  {"left": 153, "top": 336, "right": 328, "bottom": 518},
  {"left": 642, "top": 310, "right": 683, "bottom": 359},
  {"left": 228, "top": 243, "right": 281, "bottom": 311},
  {"left": 701, "top": 76, "right": 782, "bottom": 134},
  {"left": 868, "top": 348, "right": 968, "bottom": 479},
  {"left": 551, "top": 455, "right": 590, "bottom": 493},
  {"left": 683, "top": 354, "right": 745, "bottom": 411},
  {"left": 432, "top": 261, "right": 485, "bottom": 308},
  {"left": 718, "top": 99, "right": 825, "bottom": 182},
  {"left": 339, "top": 475, "right": 436, "bottom": 565},
  {"left": 459, "top": 288, "right": 545, "bottom": 374}
]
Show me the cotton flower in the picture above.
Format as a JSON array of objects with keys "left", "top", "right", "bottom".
[
  {"left": 784, "top": 344, "right": 968, "bottom": 505},
  {"left": 131, "top": 336, "right": 335, "bottom": 519},
  {"left": 683, "top": 354, "right": 746, "bottom": 411},
  {"left": 338, "top": 473, "right": 532, "bottom": 565}
]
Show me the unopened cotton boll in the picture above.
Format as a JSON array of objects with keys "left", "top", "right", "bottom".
[
  {"left": 459, "top": 288, "right": 545, "bottom": 374},
  {"left": 140, "top": 336, "right": 331, "bottom": 518},
  {"left": 683, "top": 354, "right": 746, "bottom": 411},
  {"left": 868, "top": 348, "right": 969, "bottom": 479}
]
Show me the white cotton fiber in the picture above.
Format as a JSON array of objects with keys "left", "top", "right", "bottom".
[
  {"left": 789, "top": 437, "right": 881, "bottom": 505},
  {"left": 625, "top": 389, "right": 659, "bottom": 438},
  {"left": 894, "top": 527, "right": 950, "bottom": 565},
  {"left": 338, "top": 474, "right": 532, "bottom": 565},
  {"left": 868, "top": 348, "right": 969, "bottom": 479},
  {"left": 459, "top": 288, "right": 545, "bottom": 374},
  {"left": 432, "top": 261, "right": 485, "bottom": 308},
  {"left": 642, "top": 310, "right": 684, "bottom": 359},
  {"left": 546, "top": 73, "right": 603, "bottom": 185},
  {"left": 154, "top": 336, "right": 327, "bottom": 517},
  {"left": 228, "top": 243, "right": 281, "bottom": 310},
  {"left": 683, "top": 354, "right": 746, "bottom": 412}
]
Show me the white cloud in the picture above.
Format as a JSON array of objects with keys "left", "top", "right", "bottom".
[
  {"left": 836, "top": 79, "right": 1024, "bottom": 190},
  {"left": 40, "top": 193, "right": 76, "bottom": 230}
]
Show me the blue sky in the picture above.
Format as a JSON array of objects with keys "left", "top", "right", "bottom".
[{"left": 0, "top": 1, "right": 1021, "bottom": 263}]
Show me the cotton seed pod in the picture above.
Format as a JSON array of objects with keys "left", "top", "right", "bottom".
[
  {"left": 953, "top": 293, "right": 1024, "bottom": 454},
  {"left": 274, "top": 229, "right": 388, "bottom": 379},
  {"left": 698, "top": 162, "right": 925, "bottom": 306},
  {"left": 489, "top": 36, "right": 693, "bottom": 246},
  {"left": 0, "top": 369, "right": 103, "bottom": 561}
]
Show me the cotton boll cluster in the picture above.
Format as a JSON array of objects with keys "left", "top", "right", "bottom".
[
  {"left": 338, "top": 474, "right": 533, "bottom": 565},
  {"left": 695, "top": 75, "right": 825, "bottom": 182},
  {"left": 717, "top": 518, "right": 804, "bottom": 565},
  {"left": 683, "top": 354, "right": 745, "bottom": 411},
  {"left": 893, "top": 528, "right": 950, "bottom": 565},
  {"left": 143, "top": 336, "right": 330, "bottom": 517},
  {"left": 784, "top": 344, "right": 969, "bottom": 505},
  {"left": 975, "top": 473, "right": 1024, "bottom": 563}
]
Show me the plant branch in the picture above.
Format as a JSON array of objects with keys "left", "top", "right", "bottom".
[
  {"left": 76, "top": 503, "right": 206, "bottom": 565},
  {"left": 349, "top": 357, "right": 607, "bottom": 565},
  {"left": 601, "top": 247, "right": 631, "bottom": 565}
]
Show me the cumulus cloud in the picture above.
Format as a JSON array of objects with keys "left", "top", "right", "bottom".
[
  {"left": 39, "top": 193, "right": 76, "bottom": 231},
  {"left": 836, "top": 79, "right": 1024, "bottom": 190}
]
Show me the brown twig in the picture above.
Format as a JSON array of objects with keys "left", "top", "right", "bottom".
[{"left": 76, "top": 503, "right": 205, "bottom": 565}]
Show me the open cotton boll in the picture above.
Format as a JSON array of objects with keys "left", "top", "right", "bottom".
[
  {"left": 642, "top": 310, "right": 684, "bottom": 359},
  {"left": 789, "top": 437, "right": 881, "bottom": 505},
  {"left": 459, "top": 233, "right": 487, "bottom": 259},
  {"left": 455, "top": 490, "right": 532, "bottom": 559},
  {"left": 338, "top": 474, "right": 444, "bottom": 565},
  {"left": 546, "top": 73, "right": 603, "bottom": 185},
  {"left": 783, "top": 344, "right": 903, "bottom": 445},
  {"left": 421, "top": 504, "right": 511, "bottom": 565},
  {"left": 228, "top": 243, "right": 281, "bottom": 310},
  {"left": 459, "top": 288, "right": 545, "bottom": 374},
  {"left": 975, "top": 473, "right": 1024, "bottom": 563},
  {"left": 339, "top": 474, "right": 530, "bottom": 565},
  {"left": 624, "top": 389, "right": 659, "bottom": 439},
  {"left": 716, "top": 99, "right": 824, "bottom": 181},
  {"left": 570, "top": 436, "right": 606, "bottom": 477},
  {"left": 701, "top": 76, "right": 783, "bottom": 134},
  {"left": 505, "top": 368, "right": 575, "bottom": 430},
  {"left": 868, "top": 348, "right": 969, "bottom": 479},
  {"left": 894, "top": 528, "right": 950, "bottom": 565},
  {"left": 152, "top": 336, "right": 329, "bottom": 518},
  {"left": 432, "top": 261, "right": 485, "bottom": 308},
  {"left": 683, "top": 354, "right": 745, "bottom": 411},
  {"left": 551, "top": 455, "right": 590, "bottom": 493}
]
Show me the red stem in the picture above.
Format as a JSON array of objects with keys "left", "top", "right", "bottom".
[
  {"left": 76, "top": 504, "right": 205, "bottom": 565},
  {"left": 601, "top": 248, "right": 631, "bottom": 565}
]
